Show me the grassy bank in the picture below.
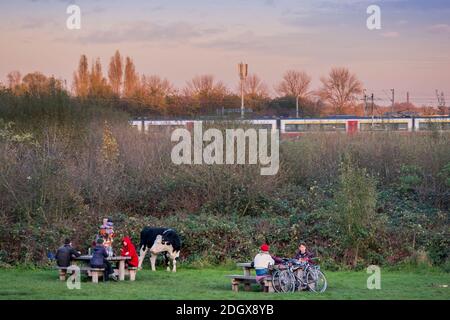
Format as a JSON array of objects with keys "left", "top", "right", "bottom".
[{"left": 0, "top": 267, "right": 448, "bottom": 300}]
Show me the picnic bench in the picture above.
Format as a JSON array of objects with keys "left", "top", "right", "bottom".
[
  {"left": 73, "top": 255, "right": 132, "bottom": 281},
  {"left": 225, "top": 262, "right": 274, "bottom": 293},
  {"left": 57, "top": 255, "right": 136, "bottom": 283},
  {"left": 57, "top": 266, "right": 105, "bottom": 283}
]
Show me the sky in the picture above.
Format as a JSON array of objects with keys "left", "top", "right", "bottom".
[{"left": 0, "top": 0, "right": 449, "bottom": 106}]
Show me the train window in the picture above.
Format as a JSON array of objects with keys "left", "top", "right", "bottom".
[
  {"left": 285, "top": 124, "right": 299, "bottom": 132},
  {"left": 389, "top": 123, "right": 408, "bottom": 131},
  {"left": 252, "top": 124, "right": 274, "bottom": 130},
  {"left": 319, "top": 123, "right": 346, "bottom": 131},
  {"left": 419, "top": 122, "right": 450, "bottom": 131},
  {"left": 285, "top": 123, "right": 346, "bottom": 132},
  {"left": 360, "top": 122, "right": 409, "bottom": 131}
]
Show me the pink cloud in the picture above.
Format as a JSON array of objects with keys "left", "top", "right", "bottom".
[
  {"left": 381, "top": 32, "right": 400, "bottom": 38},
  {"left": 427, "top": 24, "right": 450, "bottom": 34}
]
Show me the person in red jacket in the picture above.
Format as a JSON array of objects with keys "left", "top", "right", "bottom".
[{"left": 120, "top": 237, "right": 139, "bottom": 268}]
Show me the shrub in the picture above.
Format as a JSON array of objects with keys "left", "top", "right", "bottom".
[
  {"left": 399, "top": 165, "right": 422, "bottom": 193},
  {"left": 333, "top": 154, "right": 382, "bottom": 267},
  {"left": 427, "top": 232, "right": 449, "bottom": 266}
]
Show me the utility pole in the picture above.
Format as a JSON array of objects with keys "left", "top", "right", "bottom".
[
  {"left": 371, "top": 93, "right": 375, "bottom": 124},
  {"left": 296, "top": 95, "right": 300, "bottom": 118},
  {"left": 363, "top": 90, "right": 368, "bottom": 117},
  {"left": 238, "top": 62, "right": 248, "bottom": 119},
  {"left": 436, "top": 90, "right": 446, "bottom": 115},
  {"left": 390, "top": 89, "right": 395, "bottom": 114}
]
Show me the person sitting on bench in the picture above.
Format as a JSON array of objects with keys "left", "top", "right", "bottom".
[
  {"left": 294, "top": 242, "right": 315, "bottom": 264},
  {"left": 120, "top": 236, "right": 139, "bottom": 268},
  {"left": 253, "top": 244, "right": 274, "bottom": 277},
  {"left": 90, "top": 238, "right": 118, "bottom": 282},
  {"left": 55, "top": 238, "right": 81, "bottom": 268}
]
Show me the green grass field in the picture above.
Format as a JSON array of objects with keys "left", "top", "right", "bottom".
[{"left": 0, "top": 267, "right": 448, "bottom": 300}]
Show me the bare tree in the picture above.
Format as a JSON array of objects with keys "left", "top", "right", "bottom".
[
  {"left": 141, "top": 75, "right": 174, "bottom": 97},
  {"left": 7, "top": 71, "right": 21, "bottom": 92},
  {"left": 243, "top": 73, "right": 269, "bottom": 98},
  {"left": 123, "top": 57, "right": 140, "bottom": 98},
  {"left": 318, "top": 67, "right": 363, "bottom": 114},
  {"left": 108, "top": 50, "right": 123, "bottom": 97},
  {"left": 183, "top": 75, "right": 229, "bottom": 114},
  {"left": 73, "top": 54, "right": 89, "bottom": 98},
  {"left": 184, "top": 74, "right": 227, "bottom": 97},
  {"left": 276, "top": 70, "right": 311, "bottom": 98}
]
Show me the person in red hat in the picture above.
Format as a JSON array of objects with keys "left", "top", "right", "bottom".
[{"left": 253, "top": 244, "right": 275, "bottom": 276}]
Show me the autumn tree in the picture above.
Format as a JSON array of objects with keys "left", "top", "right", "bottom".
[
  {"left": 73, "top": 54, "right": 89, "bottom": 98},
  {"left": 108, "top": 50, "right": 123, "bottom": 97},
  {"left": 318, "top": 67, "right": 363, "bottom": 114},
  {"left": 22, "top": 72, "right": 49, "bottom": 96},
  {"left": 184, "top": 75, "right": 229, "bottom": 114},
  {"left": 184, "top": 75, "right": 226, "bottom": 96},
  {"left": 89, "top": 58, "right": 111, "bottom": 98},
  {"left": 123, "top": 56, "right": 140, "bottom": 98},
  {"left": 276, "top": 70, "right": 311, "bottom": 99},
  {"left": 7, "top": 71, "right": 21, "bottom": 93},
  {"left": 101, "top": 120, "right": 120, "bottom": 164},
  {"left": 243, "top": 74, "right": 269, "bottom": 98},
  {"left": 139, "top": 75, "right": 174, "bottom": 112},
  {"left": 241, "top": 73, "right": 270, "bottom": 111}
]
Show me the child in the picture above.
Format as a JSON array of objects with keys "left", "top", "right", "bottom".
[
  {"left": 120, "top": 237, "right": 139, "bottom": 268},
  {"left": 253, "top": 244, "right": 275, "bottom": 276},
  {"left": 294, "top": 242, "right": 315, "bottom": 264},
  {"left": 90, "top": 238, "right": 118, "bottom": 281},
  {"left": 99, "top": 218, "right": 115, "bottom": 257}
]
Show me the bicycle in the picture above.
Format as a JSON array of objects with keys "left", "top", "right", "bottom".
[{"left": 271, "top": 258, "right": 327, "bottom": 293}]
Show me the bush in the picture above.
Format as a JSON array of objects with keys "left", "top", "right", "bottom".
[
  {"left": 333, "top": 154, "right": 382, "bottom": 267},
  {"left": 399, "top": 165, "right": 422, "bottom": 193},
  {"left": 427, "top": 233, "right": 449, "bottom": 266}
]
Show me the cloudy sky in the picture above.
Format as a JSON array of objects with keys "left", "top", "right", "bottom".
[{"left": 0, "top": 0, "right": 449, "bottom": 105}]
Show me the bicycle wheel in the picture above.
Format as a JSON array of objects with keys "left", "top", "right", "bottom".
[
  {"left": 278, "top": 269, "right": 296, "bottom": 293},
  {"left": 293, "top": 269, "right": 308, "bottom": 291},
  {"left": 306, "top": 269, "right": 327, "bottom": 293},
  {"left": 271, "top": 270, "right": 283, "bottom": 293}
]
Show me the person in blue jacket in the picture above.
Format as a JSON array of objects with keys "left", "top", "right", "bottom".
[{"left": 90, "top": 238, "right": 117, "bottom": 281}]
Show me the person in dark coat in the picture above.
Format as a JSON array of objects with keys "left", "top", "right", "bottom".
[
  {"left": 55, "top": 239, "right": 81, "bottom": 267},
  {"left": 90, "top": 238, "right": 117, "bottom": 281}
]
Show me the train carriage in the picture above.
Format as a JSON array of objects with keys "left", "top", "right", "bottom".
[
  {"left": 130, "top": 116, "right": 450, "bottom": 138},
  {"left": 414, "top": 117, "right": 450, "bottom": 131}
]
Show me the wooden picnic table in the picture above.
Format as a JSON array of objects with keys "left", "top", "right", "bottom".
[
  {"left": 74, "top": 255, "right": 131, "bottom": 281},
  {"left": 227, "top": 262, "right": 274, "bottom": 292},
  {"left": 236, "top": 262, "right": 253, "bottom": 276}
]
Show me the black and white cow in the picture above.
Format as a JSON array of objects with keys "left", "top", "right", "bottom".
[{"left": 138, "top": 227, "right": 181, "bottom": 272}]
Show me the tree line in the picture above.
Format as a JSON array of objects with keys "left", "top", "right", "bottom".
[{"left": 3, "top": 50, "right": 447, "bottom": 117}]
